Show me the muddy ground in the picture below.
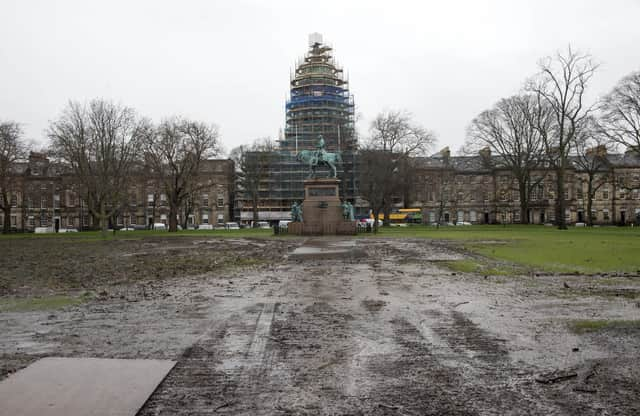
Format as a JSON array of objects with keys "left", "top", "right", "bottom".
[{"left": 1, "top": 236, "right": 639, "bottom": 415}]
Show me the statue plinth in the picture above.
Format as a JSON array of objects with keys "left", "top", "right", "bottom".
[{"left": 288, "top": 178, "right": 356, "bottom": 236}]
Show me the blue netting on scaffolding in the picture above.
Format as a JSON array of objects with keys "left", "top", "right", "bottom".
[
  {"left": 290, "top": 85, "right": 347, "bottom": 96},
  {"left": 285, "top": 95, "right": 352, "bottom": 110}
]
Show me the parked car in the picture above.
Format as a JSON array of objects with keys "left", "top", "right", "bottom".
[
  {"left": 119, "top": 227, "right": 135, "bottom": 231},
  {"left": 198, "top": 224, "right": 214, "bottom": 230},
  {"left": 278, "top": 220, "right": 291, "bottom": 230},
  {"left": 256, "top": 221, "right": 271, "bottom": 229},
  {"left": 153, "top": 223, "right": 167, "bottom": 230},
  {"left": 225, "top": 222, "right": 240, "bottom": 230},
  {"left": 58, "top": 227, "right": 79, "bottom": 233}
]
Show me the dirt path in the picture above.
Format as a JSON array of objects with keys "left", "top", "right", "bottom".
[{"left": 1, "top": 237, "right": 639, "bottom": 415}]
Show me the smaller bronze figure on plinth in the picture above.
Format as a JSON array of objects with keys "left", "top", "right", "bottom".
[{"left": 291, "top": 201, "right": 303, "bottom": 222}]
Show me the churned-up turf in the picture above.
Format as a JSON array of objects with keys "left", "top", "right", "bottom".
[{"left": 2, "top": 224, "right": 639, "bottom": 273}]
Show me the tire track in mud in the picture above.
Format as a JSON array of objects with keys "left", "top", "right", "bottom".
[
  {"left": 139, "top": 240, "right": 595, "bottom": 415},
  {"left": 138, "top": 301, "right": 281, "bottom": 415}
]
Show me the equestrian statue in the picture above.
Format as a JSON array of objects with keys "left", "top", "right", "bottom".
[{"left": 296, "top": 135, "right": 342, "bottom": 178}]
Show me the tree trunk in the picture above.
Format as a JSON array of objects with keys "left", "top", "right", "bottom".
[
  {"left": 2, "top": 208, "right": 10, "bottom": 234},
  {"left": 169, "top": 203, "right": 178, "bottom": 232},
  {"left": 611, "top": 179, "right": 617, "bottom": 225},
  {"left": 519, "top": 181, "right": 529, "bottom": 224},
  {"left": 373, "top": 207, "right": 380, "bottom": 234},
  {"left": 586, "top": 178, "right": 594, "bottom": 226},
  {"left": 99, "top": 204, "right": 108, "bottom": 238},
  {"left": 252, "top": 193, "right": 259, "bottom": 227},
  {"left": 555, "top": 168, "right": 567, "bottom": 229}
]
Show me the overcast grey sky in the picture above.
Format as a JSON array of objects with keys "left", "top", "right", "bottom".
[{"left": 2, "top": 0, "right": 640, "bottom": 155}]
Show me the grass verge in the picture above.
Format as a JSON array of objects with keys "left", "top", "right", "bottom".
[
  {"left": 440, "top": 259, "right": 523, "bottom": 276},
  {"left": 569, "top": 319, "right": 640, "bottom": 334},
  {"left": 0, "top": 294, "right": 91, "bottom": 312}
]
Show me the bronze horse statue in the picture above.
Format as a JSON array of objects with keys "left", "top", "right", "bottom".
[{"left": 296, "top": 149, "right": 342, "bottom": 178}]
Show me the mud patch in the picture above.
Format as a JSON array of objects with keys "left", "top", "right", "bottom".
[{"left": 361, "top": 299, "right": 386, "bottom": 313}]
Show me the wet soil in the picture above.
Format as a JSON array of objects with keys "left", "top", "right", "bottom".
[{"left": 1, "top": 236, "right": 639, "bottom": 415}]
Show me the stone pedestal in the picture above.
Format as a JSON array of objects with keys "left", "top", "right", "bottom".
[{"left": 288, "top": 178, "right": 356, "bottom": 236}]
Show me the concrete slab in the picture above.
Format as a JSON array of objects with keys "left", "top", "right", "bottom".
[
  {"left": 0, "top": 357, "right": 175, "bottom": 416},
  {"left": 288, "top": 238, "right": 366, "bottom": 260}
]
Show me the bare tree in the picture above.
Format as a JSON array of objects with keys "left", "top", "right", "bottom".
[
  {"left": 231, "top": 137, "right": 276, "bottom": 226},
  {"left": 467, "top": 94, "right": 548, "bottom": 224},
  {"left": 143, "top": 117, "right": 221, "bottom": 232},
  {"left": 365, "top": 110, "right": 436, "bottom": 225},
  {"left": 526, "top": 46, "right": 599, "bottom": 229},
  {"left": 599, "top": 70, "right": 640, "bottom": 152},
  {"left": 358, "top": 149, "right": 397, "bottom": 233},
  {"left": 368, "top": 110, "right": 436, "bottom": 156},
  {"left": 48, "top": 100, "right": 144, "bottom": 236},
  {"left": 573, "top": 117, "right": 613, "bottom": 226},
  {"left": 0, "top": 121, "right": 27, "bottom": 233}
]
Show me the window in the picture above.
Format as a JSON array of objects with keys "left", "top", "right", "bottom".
[
  {"left": 41, "top": 196, "right": 47, "bottom": 209},
  {"left": 11, "top": 215, "right": 17, "bottom": 226},
  {"left": 202, "top": 193, "right": 209, "bottom": 207},
  {"left": 10, "top": 194, "right": 17, "bottom": 207},
  {"left": 500, "top": 190, "right": 507, "bottom": 201},
  {"left": 160, "top": 194, "right": 167, "bottom": 206},
  {"left": 147, "top": 194, "right": 154, "bottom": 207},
  {"left": 576, "top": 185, "right": 583, "bottom": 200},
  {"left": 532, "top": 185, "right": 543, "bottom": 201},
  {"left": 202, "top": 214, "right": 209, "bottom": 224},
  {"left": 591, "top": 210, "right": 597, "bottom": 221},
  {"left": 602, "top": 187, "right": 609, "bottom": 200},
  {"left": 514, "top": 210, "right": 521, "bottom": 222},
  {"left": 564, "top": 188, "right": 569, "bottom": 200},
  {"left": 457, "top": 211, "right": 464, "bottom": 223},
  {"left": 619, "top": 189, "right": 626, "bottom": 200},
  {"left": 28, "top": 216, "right": 35, "bottom": 227},
  {"left": 53, "top": 194, "right": 60, "bottom": 209},
  {"left": 130, "top": 215, "right": 136, "bottom": 225},
  {"left": 565, "top": 209, "right": 571, "bottom": 221},
  {"left": 470, "top": 211, "right": 477, "bottom": 222},
  {"left": 160, "top": 214, "right": 167, "bottom": 225},
  {"left": 217, "top": 194, "right": 224, "bottom": 208},
  {"left": 603, "top": 210, "right": 610, "bottom": 221},
  {"left": 633, "top": 189, "right": 639, "bottom": 200}
]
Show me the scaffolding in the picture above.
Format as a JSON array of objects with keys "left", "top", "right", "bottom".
[{"left": 235, "top": 34, "right": 358, "bottom": 223}]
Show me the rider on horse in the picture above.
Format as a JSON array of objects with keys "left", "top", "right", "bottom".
[{"left": 315, "top": 135, "right": 327, "bottom": 164}]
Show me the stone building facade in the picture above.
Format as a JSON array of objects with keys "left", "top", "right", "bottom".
[
  {"left": 413, "top": 148, "right": 640, "bottom": 225},
  {"left": 0, "top": 153, "right": 234, "bottom": 231}
]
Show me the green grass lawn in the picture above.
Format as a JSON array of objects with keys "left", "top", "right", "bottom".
[{"left": 370, "top": 225, "right": 640, "bottom": 273}]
